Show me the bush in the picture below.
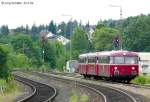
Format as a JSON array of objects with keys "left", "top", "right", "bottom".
[
  {"left": 39, "top": 64, "right": 48, "bottom": 72},
  {"left": 69, "top": 90, "right": 78, "bottom": 102},
  {"left": 0, "top": 79, "right": 17, "bottom": 93},
  {"left": 145, "top": 74, "right": 150, "bottom": 84},
  {"left": 16, "top": 54, "right": 29, "bottom": 68},
  {"left": 146, "top": 78, "right": 150, "bottom": 84},
  {"left": 132, "top": 75, "right": 146, "bottom": 85},
  {"left": 0, "top": 44, "right": 10, "bottom": 80},
  {"left": 79, "top": 94, "right": 89, "bottom": 102},
  {"left": 56, "top": 55, "right": 66, "bottom": 71}
]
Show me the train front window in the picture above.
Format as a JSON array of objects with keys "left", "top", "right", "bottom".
[
  {"left": 114, "top": 57, "right": 124, "bottom": 64},
  {"left": 125, "top": 57, "right": 138, "bottom": 64},
  {"left": 112, "top": 56, "right": 138, "bottom": 64}
]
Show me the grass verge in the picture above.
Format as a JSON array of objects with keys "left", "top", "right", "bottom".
[
  {"left": 131, "top": 74, "right": 150, "bottom": 85},
  {"left": 0, "top": 79, "right": 22, "bottom": 102},
  {"left": 69, "top": 90, "right": 89, "bottom": 102}
]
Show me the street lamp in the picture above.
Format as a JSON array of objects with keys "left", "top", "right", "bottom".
[{"left": 109, "top": 5, "right": 123, "bottom": 50}]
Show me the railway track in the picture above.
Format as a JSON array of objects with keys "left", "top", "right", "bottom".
[
  {"left": 13, "top": 74, "right": 56, "bottom": 102},
  {"left": 49, "top": 72, "right": 150, "bottom": 89},
  {"left": 34, "top": 72, "right": 137, "bottom": 102},
  {"left": 46, "top": 72, "right": 150, "bottom": 102},
  {"left": 29, "top": 72, "right": 106, "bottom": 102},
  {"left": 80, "top": 81, "right": 136, "bottom": 102}
]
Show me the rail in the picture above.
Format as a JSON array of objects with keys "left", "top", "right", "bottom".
[{"left": 13, "top": 74, "right": 56, "bottom": 102}]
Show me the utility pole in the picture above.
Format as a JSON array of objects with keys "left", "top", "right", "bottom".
[
  {"left": 109, "top": 5, "right": 122, "bottom": 20},
  {"left": 109, "top": 5, "right": 123, "bottom": 50},
  {"left": 40, "top": 31, "right": 46, "bottom": 63}
]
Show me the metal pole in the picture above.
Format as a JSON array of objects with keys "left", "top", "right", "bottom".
[
  {"left": 120, "top": 6, "right": 123, "bottom": 50},
  {"left": 40, "top": 32, "right": 45, "bottom": 64},
  {"left": 120, "top": 6, "right": 122, "bottom": 20},
  {"left": 69, "top": 18, "right": 72, "bottom": 60},
  {"left": 109, "top": 5, "right": 123, "bottom": 50},
  {"left": 42, "top": 49, "right": 44, "bottom": 63}
]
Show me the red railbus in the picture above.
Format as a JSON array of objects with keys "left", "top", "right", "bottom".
[{"left": 78, "top": 50, "right": 139, "bottom": 82}]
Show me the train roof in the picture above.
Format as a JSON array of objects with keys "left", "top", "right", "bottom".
[
  {"left": 79, "top": 50, "right": 138, "bottom": 58},
  {"left": 97, "top": 50, "right": 138, "bottom": 57},
  {"left": 79, "top": 53, "right": 96, "bottom": 58}
]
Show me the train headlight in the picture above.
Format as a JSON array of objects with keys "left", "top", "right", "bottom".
[
  {"left": 114, "top": 67, "right": 117, "bottom": 70},
  {"left": 132, "top": 67, "right": 135, "bottom": 70}
]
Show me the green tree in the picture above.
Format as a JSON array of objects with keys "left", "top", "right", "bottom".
[
  {"left": 56, "top": 55, "right": 66, "bottom": 71},
  {"left": 14, "top": 26, "right": 26, "bottom": 34},
  {"left": 31, "top": 46, "right": 42, "bottom": 67},
  {"left": 55, "top": 41, "right": 66, "bottom": 71},
  {"left": 55, "top": 41, "right": 65, "bottom": 57},
  {"left": 123, "top": 14, "right": 150, "bottom": 51},
  {"left": 48, "top": 21, "right": 57, "bottom": 34},
  {"left": 66, "top": 21, "right": 78, "bottom": 39},
  {"left": 25, "top": 25, "right": 30, "bottom": 34},
  {"left": 0, "top": 25, "right": 9, "bottom": 35},
  {"left": 0, "top": 44, "right": 10, "bottom": 81},
  {"left": 71, "top": 27, "right": 89, "bottom": 59},
  {"left": 57, "top": 22, "right": 67, "bottom": 36},
  {"left": 57, "top": 21, "right": 78, "bottom": 38},
  {"left": 65, "top": 21, "right": 72, "bottom": 38},
  {"left": 140, "top": 31, "right": 150, "bottom": 51},
  {"left": 44, "top": 41, "right": 56, "bottom": 68},
  {"left": 11, "top": 34, "right": 32, "bottom": 56},
  {"left": 31, "top": 24, "right": 38, "bottom": 40},
  {"left": 92, "top": 26, "right": 119, "bottom": 51},
  {"left": 95, "top": 23, "right": 105, "bottom": 29},
  {"left": 0, "top": 44, "right": 29, "bottom": 69},
  {"left": 0, "top": 35, "right": 10, "bottom": 44},
  {"left": 16, "top": 54, "right": 29, "bottom": 68}
]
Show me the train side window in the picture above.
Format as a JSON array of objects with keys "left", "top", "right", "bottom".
[
  {"left": 98, "top": 57, "right": 109, "bottom": 64},
  {"left": 110, "top": 57, "right": 113, "bottom": 64},
  {"left": 88, "top": 57, "right": 96, "bottom": 63},
  {"left": 79, "top": 58, "right": 85, "bottom": 63}
]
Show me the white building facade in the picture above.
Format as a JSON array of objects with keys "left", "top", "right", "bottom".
[
  {"left": 46, "top": 32, "right": 70, "bottom": 45},
  {"left": 66, "top": 60, "right": 78, "bottom": 72},
  {"left": 138, "top": 52, "right": 150, "bottom": 75}
]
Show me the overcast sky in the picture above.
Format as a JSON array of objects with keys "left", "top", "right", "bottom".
[{"left": 0, "top": 0, "right": 150, "bottom": 28}]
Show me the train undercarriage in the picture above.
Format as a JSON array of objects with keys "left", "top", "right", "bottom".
[{"left": 82, "top": 74, "right": 137, "bottom": 83}]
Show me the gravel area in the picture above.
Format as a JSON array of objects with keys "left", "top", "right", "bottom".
[
  {"left": 47, "top": 72, "right": 150, "bottom": 102},
  {"left": 13, "top": 80, "right": 33, "bottom": 102},
  {"left": 99, "top": 82, "right": 150, "bottom": 102},
  {"left": 79, "top": 78, "right": 150, "bottom": 102},
  {"left": 15, "top": 71, "right": 104, "bottom": 102},
  {"left": 14, "top": 71, "right": 150, "bottom": 102}
]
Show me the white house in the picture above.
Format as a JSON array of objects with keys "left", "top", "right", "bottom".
[
  {"left": 45, "top": 31, "right": 70, "bottom": 45},
  {"left": 66, "top": 60, "right": 78, "bottom": 72},
  {"left": 46, "top": 32, "right": 57, "bottom": 39},
  {"left": 138, "top": 52, "right": 150, "bottom": 75},
  {"left": 56, "top": 35, "right": 70, "bottom": 45}
]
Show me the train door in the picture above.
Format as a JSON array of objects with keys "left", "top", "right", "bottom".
[
  {"left": 98, "top": 56, "right": 110, "bottom": 77},
  {"left": 79, "top": 58, "right": 87, "bottom": 75},
  {"left": 87, "top": 57, "right": 96, "bottom": 75},
  {"left": 95, "top": 57, "right": 99, "bottom": 76}
]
